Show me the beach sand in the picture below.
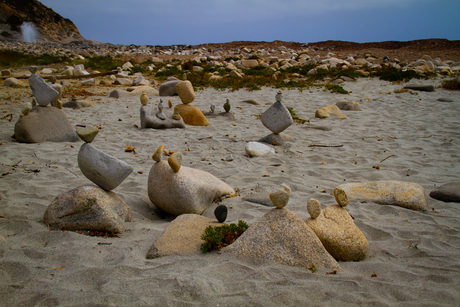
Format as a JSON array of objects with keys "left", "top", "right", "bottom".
[{"left": 1, "top": 76, "right": 459, "bottom": 306}]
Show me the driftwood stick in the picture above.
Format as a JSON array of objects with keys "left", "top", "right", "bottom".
[
  {"left": 380, "top": 154, "right": 395, "bottom": 163},
  {"left": 308, "top": 144, "right": 343, "bottom": 148}
]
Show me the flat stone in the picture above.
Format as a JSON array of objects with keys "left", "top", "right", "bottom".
[
  {"left": 113, "top": 78, "right": 132, "bottom": 86},
  {"left": 78, "top": 143, "right": 133, "bottom": 191},
  {"left": 336, "top": 180, "right": 428, "bottom": 211},
  {"left": 241, "top": 59, "right": 259, "bottom": 68},
  {"left": 336, "top": 100, "right": 361, "bottom": 111},
  {"left": 203, "top": 111, "right": 236, "bottom": 120},
  {"left": 306, "top": 205, "right": 369, "bottom": 261},
  {"left": 14, "top": 106, "right": 79, "bottom": 143},
  {"left": 429, "top": 182, "right": 460, "bottom": 202},
  {"left": 148, "top": 161, "right": 235, "bottom": 216},
  {"left": 29, "top": 74, "right": 59, "bottom": 106},
  {"left": 146, "top": 214, "right": 222, "bottom": 259},
  {"left": 175, "top": 80, "right": 195, "bottom": 104},
  {"left": 245, "top": 141, "right": 275, "bottom": 157},
  {"left": 258, "top": 133, "right": 294, "bottom": 146},
  {"left": 222, "top": 208, "right": 341, "bottom": 271},
  {"left": 43, "top": 185, "right": 132, "bottom": 234},
  {"left": 62, "top": 99, "right": 95, "bottom": 109},
  {"left": 108, "top": 89, "right": 136, "bottom": 98},
  {"left": 176, "top": 104, "right": 209, "bottom": 126},
  {"left": 304, "top": 124, "right": 332, "bottom": 131},
  {"left": 261, "top": 101, "right": 294, "bottom": 134},
  {"left": 128, "top": 86, "right": 159, "bottom": 96},
  {"left": 315, "top": 105, "right": 347, "bottom": 119},
  {"left": 241, "top": 99, "right": 262, "bottom": 105},
  {"left": 404, "top": 84, "right": 435, "bottom": 92}
]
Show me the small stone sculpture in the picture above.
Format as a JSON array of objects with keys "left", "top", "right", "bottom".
[
  {"left": 140, "top": 92, "right": 148, "bottom": 106},
  {"left": 156, "top": 99, "right": 166, "bottom": 120},
  {"left": 224, "top": 99, "right": 231, "bottom": 113}
]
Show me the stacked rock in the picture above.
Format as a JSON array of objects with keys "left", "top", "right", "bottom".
[
  {"left": 148, "top": 145, "right": 235, "bottom": 216},
  {"left": 140, "top": 93, "right": 185, "bottom": 129},
  {"left": 259, "top": 91, "right": 295, "bottom": 145},
  {"left": 269, "top": 183, "right": 291, "bottom": 209},
  {"left": 43, "top": 127, "right": 133, "bottom": 234},
  {"left": 305, "top": 192, "right": 369, "bottom": 262},
  {"left": 203, "top": 98, "right": 236, "bottom": 120},
  {"left": 174, "top": 80, "right": 209, "bottom": 126},
  {"left": 14, "top": 66, "right": 79, "bottom": 143}
]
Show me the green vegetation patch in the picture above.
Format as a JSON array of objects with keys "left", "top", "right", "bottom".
[
  {"left": 441, "top": 78, "right": 460, "bottom": 90},
  {"left": 0, "top": 50, "right": 70, "bottom": 68},
  {"left": 201, "top": 220, "right": 249, "bottom": 253}
]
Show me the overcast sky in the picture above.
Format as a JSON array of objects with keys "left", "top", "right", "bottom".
[{"left": 38, "top": 0, "right": 459, "bottom": 46}]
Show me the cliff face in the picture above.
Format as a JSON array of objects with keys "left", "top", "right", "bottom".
[{"left": 0, "top": 0, "right": 85, "bottom": 42}]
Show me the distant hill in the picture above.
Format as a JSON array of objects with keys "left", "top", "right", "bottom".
[{"left": 0, "top": 0, "right": 85, "bottom": 42}]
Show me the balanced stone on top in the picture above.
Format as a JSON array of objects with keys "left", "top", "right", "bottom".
[
  {"left": 76, "top": 127, "right": 99, "bottom": 143},
  {"left": 176, "top": 80, "right": 195, "bottom": 104},
  {"left": 156, "top": 99, "right": 166, "bottom": 120},
  {"left": 152, "top": 145, "right": 164, "bottom": 162},
  {"left": 29, "top": 73, "right": 59, "bottom": 107},
  {"left": 224, "top": 99, "right": 231, "bottom": 113},
  {"left": 140, "top": 92, "right": 149, "bottom": 105},
  {"left": 29, "top": 66, "right": 38, "bottom": 74},
  {"left": 269, "top": 183, "right": 291, "bottom": 209},
  {"left": 307, "top": 198, "right": 321, "bottom": 219},
  {"left": 168, "top": 151, "right": 182, "bottom": 173},
  {"left": 260, "top": 91, "right": 293, "bottom": 134}
]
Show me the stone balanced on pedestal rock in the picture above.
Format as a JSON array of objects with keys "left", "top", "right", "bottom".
[
  {"left": 140, "top": 95, "right": 185, "bottom": 129},
  {"left": 259, "top": 91, "right": 294, "bottom": 145},
  {"left": 77, "top": 127, "right": 133, "bottom": 191},
  {"left": 269, "top": 183, "right": 291, "bottom": 209},
  {"left": 28, "top": 66, "right": 59, "bottom": 107},
  {"left": 174, "top": 80, "right": 209, "bottom": 126},
  {"left": 147, "top": 145, "right": 235, "bottom": 216}
]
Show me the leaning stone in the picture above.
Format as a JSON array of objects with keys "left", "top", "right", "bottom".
[
  {"left": 146, "top": 214, "right": 222, "bottom": 259},
  {"left": 175, "top": 80, "right": 195, "bottom": 104},
  {"left": 175, "top": 104, "right": 209, "bottom": 126},
  {"left": 168, "top": 152, "right": 182, "bottom": 172},
  {"left": 306, "top": 205, "right": 369, "bottom": 261},
  {"left": 43, "top": 185, "right": 132, "bottom": 234},
  {"left": 14, "top": 106, "right": 79, "bottom": 143},
  {"left": 148, "top": 161, "right": 235, "bottom": 216},
  {"left": 403, "top": 84, "right": 435, "bottom": 92},
  {"left": 429, "top": 182, "right": 460, "bottom": 203},
  {"left": 315, "top": 105, "right": 347, "bottom": 119},
  {"left": 152, "top": 145, "right": 164, "bottom": 162},
  {"left": 78, "top": 143, "right": 133, "bottom": 191},
  {"left": 307, "top": 198, "right": 322, "bottom": 219},
  {"left": 76, "top": 127, "right": 99, "bottom": 143},
  {"left": 336, "top": 100, "right": 361, "bottom": 111},
  {"left": 332, "top": 186, "right": 348, "bottom": 207},
  {"left": 50, "top": 84, "right": 62, "bottom": 108},
  {"left": 29, "top": 74, "right": 59, "bottom": 106},
  {"left": 261, "top": 101, "right": 294, "bottom": 134},
  {"left": 245, "top": 141, "right": 275, "bottom": 157},
  {"left": 335, "top": 180, "right": 428, "bottom": 211},
  {"left": 223, "top": 208, "right": 341, "bottom": 271}
]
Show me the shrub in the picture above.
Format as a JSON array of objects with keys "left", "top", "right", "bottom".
[
  {"left": 441, "top": 79, "right": 460, "bottom": 90},
  {"left": 200, "top": 220, "right": 249, "bottom": 253}
]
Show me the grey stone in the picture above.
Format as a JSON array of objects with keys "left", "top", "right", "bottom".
[
  {"left": 113, "top": 78, "right": 132, "bottom": 86},
  {"left": 78, "top": 143, "right": 133, "bottom": 191},
  {"left": 140, "top": 105, "right": 185, "bottom": 129},
  {"left": 133, "top": 76, "right": 150, "bottom": 86},
  {"left": 258, "top": 133, "right": 295, "bottom": 146},
  {"left": 245, "top": 141, "right": 275, "bottom": 157},
  {"left": 14, "top": 106, "right": 79, "bottom": 143},
  {"left": 403, "top": 84, "right": 435, "bottom": 92},
  {"left": 306, "top": 205, "right": 369, "bottom": 261},
  {"left": 43, "top": 185, "right": 132, "bottom": 234},
  {"left": 437, "top": 98, "right": 454, "bottom": 102},
  {"left": 336, "top": 180, "right": 428, "bottom": 211},
  {"left": 261, "top": 101, "right": 293, "bottom": 134},
  {"left": 3, "top": 77, "right": 25, "bottom": 88},
  {"left": 146, "top": 214, "right": 222, "bottom": 259},
  {"left": 241, "top": 99, "right": 262, "bottom": 105},
  {"left": 147, "top": 160, "right": 235, "bottom": 216},
  {"left": 222, "top": 208, "right": 341, "bottom": 271},
  {"left": 304, "top": 124, "right": 332, "bottom": 131},
  {"left": 81, "top": 78, "right": 95, "bottom": 85},
  {"left": 336, "top": 100, "right": 362, "bottom": 111},
  {"left": 108, "top": 89, "right": 136, "bottom": 98},
  {"left": 159, "top": 79, "right": 181, "bottom": 96},
  {"left": 28, "top": 74, "right": 59, "bottom": 106},
  {"left": 429, "top": 182, "right": 460, "bottom": 202},
  {"left": 50, "top": 84, "right": 62, "bottom": 108},
  {"left": 62, "top": 98, "right": 95, "bottom": 109}
]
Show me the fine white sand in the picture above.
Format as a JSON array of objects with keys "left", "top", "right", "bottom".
[{"left": 1, "top": 76, "right": 460, "bottom": 306}]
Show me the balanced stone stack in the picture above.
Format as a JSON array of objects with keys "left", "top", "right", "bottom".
[
  {"left": 140, "top": 93, "right": 185, "bottom": 129},
  {"left": 259, "top": 91, "right": 294, "bottom": 145},
  {"left": 43, "top": 127, "right": 133, "bottom": 234},
  {"left": 14, "top": 66, "right": 79, "bottom": 143},
  {"left": 174, "top": 81, "right": 209, "bottom": 126}
]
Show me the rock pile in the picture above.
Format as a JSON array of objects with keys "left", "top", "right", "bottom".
[
  {"left": 140, "top": 93, "right": 185, "bottom": 129},
  {"left": 173, "top": 80, "right": 209, "bottom": 126}
]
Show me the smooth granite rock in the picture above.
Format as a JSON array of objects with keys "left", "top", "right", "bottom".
[
  {"left": 78, "top": 143, "right": 133, "bottom": 191},
  {"left": 148, "top": 160, "right": 235, "bottom": 216},
  {"left": 258, "top": 133, "right": 295, "bottom": 146},
  {"left": 261, "top": 101, "right": 293, "bottom": 134},
  {"left": 223, "top": 208, "right": 341, "bottom": 271},
  {"left": 307, "top": 198, "right": 322, "bottom": 219},
  {"left": 315, "top": 105, "right": 347, "bottom": 119},
  {"left": 3, "top": 77, "right": 25, "bottom": 88},
  {"left": 175, "top": 104, "right": 209, "bottom": 126},
  {"left": 245, "top": 141, "right": 275, "bottom": 157},
  {"left": 43, "top": 185, "right": 132, "bottom": 234},
  {"left": 159, "top": 79, "right": 181, "bottom": 96},
  {"left": 429, "top": 182, "right": 460, "bottom": 203},
  {"left": 176, "top": 80, "right": 195, "bottom": 104},
  {"left": 62, "top": 98, "right": 95, "bottom": 109},
  {"left": 29, "top": 74, "right": 59, "bottom": 106},
  {"left": 336, "top": 100, "right": 361, "bottom": 111},
  {"left": 403, "top": 84, "right": 435, "bottom": 92},
  {"left": 14, "top": 106, "right": 79, "bottom": 143},
  {"left": 306, "top": 205, "right": 369, "bottom": 261},
  {"left": 146, "top": 214, "right": 222, "bottom": 258},
  {"left": 336, "top": 180, "right": 428, "bottom": 211},
  {"left": 269, "top": 184, "right": 291, "bottom": 209}
]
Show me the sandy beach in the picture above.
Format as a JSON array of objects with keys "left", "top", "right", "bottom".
[{"left": 1, "top": 74, "right": 460, "bottom": 306}]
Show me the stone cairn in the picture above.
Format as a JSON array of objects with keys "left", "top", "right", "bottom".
[
  {"left": 259, "top": 91, "right": 295, "bottom": 145},
  {"left": 174, "top": 80, "right": 209, "bottom": 126},
  {"left": 204, "top": 98, "right": 236, "bottom": 120},
  {"left": 140, "top": 93, "right": 185, "bottom": 129},
  {"left": 43, "top": 127, "right": 134, "bottom": 234}
]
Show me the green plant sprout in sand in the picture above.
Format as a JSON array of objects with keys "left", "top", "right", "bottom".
[{"left": 201, "top": 220, "right": 249, "bottom": 253}]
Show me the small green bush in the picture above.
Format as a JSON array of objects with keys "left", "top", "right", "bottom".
[
  {"left": 201, "top": 220, "right": 249, "bottom": 253},
  {"left": 441, "top": 79, "right": 460, "bottom": 90},
  {"left": 325, "top": 84, "right": 349, "bottom": 94}
]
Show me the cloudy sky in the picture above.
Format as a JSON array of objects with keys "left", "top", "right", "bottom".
[{"left": 38, "top": 0, "right": 459, "bottom": 46}]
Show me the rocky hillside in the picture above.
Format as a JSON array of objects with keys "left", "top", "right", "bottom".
[{"left": 0, "top": 0, "right": 84, "bottom": 42}]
